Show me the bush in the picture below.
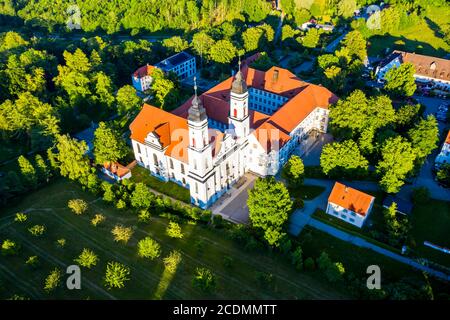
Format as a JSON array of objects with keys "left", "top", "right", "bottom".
[
  {"left": 44, "top": 268, "right": 62, "bottom": 292},
  {"left": 411, "top": 187, "right": 430, "bottom": 205},
  {"left": 304, "top": 257, "right": 315, "bottom": 271},
  {"left": 111, "top": 225, "right": 134, "bottom": 244},
  {"left": 68, "top": 199, "right": 88, "bottom": 215},
  {"left": 256, "top": 272, "right": 274, "bottom": 289},
  {"left": 91, "top": 214, "right": 106, "bottom": 227},
  {"left": 14, "top": 212, "right": 28, "bottom": 223},
  {"left": 104, "top": 262, "right": 131, "bottom": 289},
  {"left": 1, "top": 239, "right": 20, "bottom": 256},
  {"left": 212, "top": 214, "right": 224, "bottom": 228},
  {"left": 291, "top": 246, "right": 303, "bottom": 271},
  {"left": 192, "top": 267, "right": 216, "bottom": 293},
  {"left": 138, "top": 210, "right": 151, "bottom": 223},
  {"left": 55, "top": 238, "right": 66, "bottom": 248},
  {"left": 74, "top": 248, "right": 99, "bottom": 269},
  {"left": 166, "top": 221, "right": 183, "bottom": 239},
  {"left": 25, "top": 256, "right": 40, "bottom": 269},
  {"left": 163, "top": 250, "right": 182, "bottom": 273},
  {"left": 137, "top": 237, "right": 161, "bottom": 260},
  {"left": 28, "top": 225, "right": 46, "bottom": 237}
]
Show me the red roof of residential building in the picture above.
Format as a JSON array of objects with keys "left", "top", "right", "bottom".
[
  {"left": 446, "top": 130, "right": 450, "bottom": 144},
  {"left": 133, "top": 64, "right": 156, "bottom": 78},
  {"left": 393, "top": 50, "right": 450, "bottom": 82},
  {"left": 328, "top": 182, "right": 375, "bottom": 217},
  {"left": 103, "top": 162, "right": 130, "bottom": 178}
]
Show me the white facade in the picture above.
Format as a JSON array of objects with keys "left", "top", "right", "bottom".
[
  {"left": 435, "top": 141, "right": 450, "bottom": 169},
  {"left": 326, "top": 201, "right": 374, "bottom": 228}
]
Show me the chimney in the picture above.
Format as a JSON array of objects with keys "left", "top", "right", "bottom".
[{"left": 272, "top": 69, "right": 279, "bottom": 83}]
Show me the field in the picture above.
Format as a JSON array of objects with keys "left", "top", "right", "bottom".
[
  {"left": 367, "top": 7, "right": 450, "bottom": 58},
  {"left": 0, "top": 178, "right": 347, "bottom": 300}
]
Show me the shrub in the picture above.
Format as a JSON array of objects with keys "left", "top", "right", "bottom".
[
  {"left": 166, "top": 222, "right": 183, "bottom": 239},
  {"left": 55, "top": 238, "right": 66, "bottom": 248},
  {"left": 111, "top": 225, "right": 134, "bottom": 244},
  {"left": 44, "top": 268, "right": 62, "bottom": 292},
  {"left": 411, "top": 187, "right": 430, "bottom": 205},
  {"left": 304, "top": 257, "right": 315, "bottom": 271},
  {"left": 26, "top": 256, "right": 40, "bottom": 269},
  {"left": 256, "top": 272, "right": 274, "bottom": 289},
  {"left": 68, "top": 199, "right": 88, "bottom": 215},
  {"left": 116, "top": 199, "right": 127, "bottom": 210},
  {"left": 163, "top": 250, "right": 182, "bottom": 273},
  {"left": 1, "top": 239, "right": 20, "bottom": 256},
  {"left": 74, "top": 248, "right": 99, "bottom": 269},
  {"left": 291, "top": 246, "right": 303, "bottom": 271},
  {"left": 91, "top": 214, "right": 106, "bottom": 227},
  {"left": 14, "top": 212, "right": 28, "bottom": 223},
  {"left": 104, "top": 262, "right": 131, "bottom": 289},
  {"left": 137, "top": 237, "right": 161, "bottom": 260},
  {"left": 28, "top": 225, "right": 46, "bottom": 237},
  {"left": 138, "top": 210, "right": 151, "bottom": 223},
  {"left": 192, "top": 267, "right": 216, "bottom": 293},
  {"left": 212, "top": 214, "right": 224, "bottom": 228}
]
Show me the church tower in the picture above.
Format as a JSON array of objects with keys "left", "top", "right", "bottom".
[
  {"left": 187, "top": 78, "right": 213, "bottom": 208},
  {"left": 229, "top": 58, "right": 250, "bottom": 139}
]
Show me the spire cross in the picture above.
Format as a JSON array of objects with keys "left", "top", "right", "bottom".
[{"left": 193, "top": 76, "right": 198, "bottom": 97}]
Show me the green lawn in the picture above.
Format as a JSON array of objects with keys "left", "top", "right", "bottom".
[
  {"left": 410, "top": 200, "right": 450, "bottom": 267},
  {"left": 289, "top": 184, "right": 326, "bottom": 201},
  {"left": 130, "top": 165, "right": 191, "bottom": 203},
  {"left": 367, "top": 7, "right": 450, "bottom": 58},
  {"left": 0, "top": 178, "right": 347, "bottom": 300}
]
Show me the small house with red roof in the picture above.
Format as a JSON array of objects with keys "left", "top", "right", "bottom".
[
  {"left": 132, "top": 64, "right": 156, "bottom": 92},
  {"left": 326, "top": 182, "right": 375, "bottom": 228},
  {"left": 102, "top": 162, "right": 132, "bottom": 182},
  {"left": 129, "top": 61, "right": 337, "bottom": 209}
]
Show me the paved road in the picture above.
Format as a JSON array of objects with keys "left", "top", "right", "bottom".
[
  {"left": 307, "top": 218, "right": 450, "bottom": 282},
  {"left": 325, "top": 31, "right": 348, "bottom": 53}
]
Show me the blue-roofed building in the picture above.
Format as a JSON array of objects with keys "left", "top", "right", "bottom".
[
  {"left": 382, "top": 196, "right": 413, "bottom": 216},
  {"left": 155, "top": 51, "right": 196, "bottom": 80}
]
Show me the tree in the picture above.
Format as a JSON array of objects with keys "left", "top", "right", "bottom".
[
  {"left": 191, "top": 32, "right": 214, "bottom": 65},
  {"left": 320, "top": 140, "right": 369, "bottom": 177},
  {"left": 282, "top": 155, "right": 305, "bottom": 186},
  {"left": 163, "top": 36, "right": 189, "bottom": 53},
  {"left": 302, "top": 28, "right": 321, "bottom": 48},
  {"left": 341, "top": 30, "right": 367, "bottom": 62},
  {"left": 91, "top": 214, "right": 106, "bottom": 227},
  {"left": 384, "top": 202, "right": 409, "bottom": 246},
  {"left": 317, "top": 252, "right": 345, "bottom": 283},
  {"left": 28, "top": 225, "right": 46, "bottom": 236},
  {"left": 323, "top": 65, "right": 346, "bottom": 92},
  {"left": 131, "top": 183, "right": 155, "bottom": 209},
  {"left": 209, "top": 40, "right": 236, "bottom": 64},
  {"left": 14, "top": 212, "right": 28, "bottom": 223},
  {"left": 291, "top": 246, "right": 303, "bottom": 271},
  {"left": 376, "top": 136, "right": 417, "bottom": 193},
  {"left": 18, "top": 155, "right": 37, "bottom": 189},
  {"left": 68, "top": 199, "right": 88, "bottom": 215},
  {"left": 247, "top": 177, "right": 293, "bottom": 247},
  {"left": 74, "top": 248, "right": 99, "bottom": 269},
  {"left": 242, "top": 27, "right": 265, "bottom": 52},
  {"left": 395, "top": 104, "right": 421, "bottom": 128},
  {"left": 408, "top": 115, "right": 439, "bottom": 160},
  {"left": 436, "top": 164, "right": 450, "bottom": 186},
  {"left": 163, "top": 250, "right": 182, "bottom": 273},
  {"left": 44, "top": 268, "right": 62, "bottom": 292},
  {"left": 117, "top": 85, "right": 142, "bottom": 117},
  {"left": 35, "top": 154, "right": 50, "bottom": 183},
  {"left": 137, "top": 237, "right": 161, "bottom": 260},
  {"left": 192, "top": 267, "right": 216, "bottom": 293},
  {"left": 166, "top": 222, "right": 183, "bottom": 239},
  {"left": 53, "top": 134, "right": 92, "bottom": 185},
  {"left": 1, "top": 239, "right": 20, "bottom": 256},
  {"left": 93, "top": 122, "right": 128, "bottom": 165},
  {"left": 281, "top": 24, "right": 296, "bottom": 42},
  {"left": 385, "top": 63, "right": 417, "bottom": 97},
  {"left": 151, "top": 69, "right": 178, "bottom": 109},
  {"left": 104, "top": 262, "right": 130, "bottom": 289},
  {"left": 111, "top": 225, "right": 134, "bottom": 244},
  {"left": 338, "top": 0, "right": 357, "bottom": 18}
]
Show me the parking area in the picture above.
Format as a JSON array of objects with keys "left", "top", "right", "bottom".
[{"left": 210, "top": 173, "right": 257, "bottom": 224}]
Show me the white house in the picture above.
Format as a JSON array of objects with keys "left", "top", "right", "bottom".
[
  {"left": 376, "top": 51, "right": 450, "bottom": 91},
  {"left": 326, "top": 182, "right": 375, "bottom": 228},
  {"left": 131, "top": 64, "right": 156, "bottom": 92},
  {"left": 435, "top": 130, "right": 450, "bottom": 169},
  {"left": 129, "top": 63, "right": 337, "bottom": 209},
  {"left": 155, "top": 51, "right": 196, "bottom": 80}
]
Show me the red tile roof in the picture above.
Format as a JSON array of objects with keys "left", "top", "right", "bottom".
[
  {"left": 103, "top": 162, "right": 130, "bottom": 178},
  {"left": 446, "top": 130, "right": 450, "bottom": 144},
  {"left": 394, "top": 50, "right": 450, "bottom": 82},
  {"left": 328, "top": 182, "right": 375, "bottom": 217},
  {"left": 133, "top": 64, "right": 156, "bottom": 78}
]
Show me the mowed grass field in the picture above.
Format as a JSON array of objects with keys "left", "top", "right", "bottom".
[
  {"left": 367, "top": 7, "right": 450, "bottom": 58},
  {"left": 0, "top": 178, "right": 348, "bottom": 300}
]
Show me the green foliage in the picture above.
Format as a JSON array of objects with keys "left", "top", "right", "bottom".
[
  {"left": 383, "top": 202, "right": 410, "bottom": 246},
  {"left": 44, "top": 268, "right": 62, "bottom": 292},
  {"left": 166, "top": 221, "right": 183, "bottom": 239},
  {"left": 255, "top": 271, "right": 274, "bottom": 289},
  {"left": 68, "top": 199, "right": 88, "bottom": 215},
  {"left": 209, "top": 40, "right": 237, "bottom": 64},
  {"left": 395, "top": 104, "right": 421, "bottom": 128},
  {"left": 163, "top": 36, "right": 189, "bottom": 53},
  {"left": 55, "top": 238, "right": 66, "bottom": 248},
  {"left": 1, "top": 239, "right": 20, "bottom": 256},
  {"left": 137, "top": 237, "right": 161, "bottom": 260},
  {"left": 304, "top": 257, "right": 315, "bottom": 271},
  {"left": 18, "top": 155, "right": 37, "bottom": 189},
  {"left": 436, "top": 164, "right": 450, "bottom": 186},
  {"left": 320, "top": 140, "right": 369, "bottom": 177},
  {"left": 281, "top": 24, "right": 297, "bottom": 42},
  {"left": 191, "top": 32, "right": 215, "bottom": 63},
  {"left": 282, "top": 155, "right": 305, "bottom": 186},
  {"left": 117, "top": 85, "right": 142, "bottom": 117},
  {"left": 34, "top": 154, "right": 50, "bottom": 183},
  {"left": 25, "top": 255, "right": 40, "bottom": 269},
  {"left": 223, "top": 255, "right": 234, "bottom": 269},
  {"left": 163, "top": 250, "right": 182, "bottom": 273},
  {"left": 104, "top": 261, "right": 131, "bottom": 289},
  {"left": 341, "top": 30, "right": 367, "bottom": 62},
  {"left": 302, "top": 28, "right": 321, "bottom": 48},
  {"left": 91, "top": 214, "right": 106, "bottom": 227},
  {"left": 385, "top": 63, "right": 417, "bottom": 97},
  {"left": 74, "top": 248, "right": 99, "bottom": 269},
  {"left": 376, "top": 136, "right": 417, "bottom": 193},
  {"left": 93, "top": 122, "right": 128, "bottom": 165},
  {"left": 291, "top": 246, "right": 303, "bottom": 271},
  {"left": 14, "top": 212, "right": 28, "bottom": 223},
  {"left": 28, "top": 224, "right": 46, "bottom": 237},
  {"left": 317, "top": 252, "right": 345, "bottom": 283},
  {"left": 131, "top": 183, "right": 155, "bottom": 210},
  {"left": 247, "top": 177, "right": 293, "bottom": 247},
  {"left": 407, "top": 115, "right": 439, "bottom": 160},
  {"left": 111, "top": 224, "right": 134, "bottom": 244},
  {"left": 192, "top": 267, "right": 216, "bottom": 293}
]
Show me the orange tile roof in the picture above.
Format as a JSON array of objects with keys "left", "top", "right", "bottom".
[
  {"left": 103, "top": 162, "right": 130, "bottom": 178},
  {"left": 129, "top": 104, "right": 189, "bottom": 163},
  {"left": 249, "top": 110, "right": 270, "bottom": 129},
  {"left": 446, "top": 130, "right": 450, "bottom": 144},
  {"left": 133, "top": 64, "right": 156, "bottom": 78},
  {"left": 253, "top": 122, "right": 291, "bottom": 152},
  {"left": 328, "top": 182, "right": 375, "bottom": 217},
  {"left": 393, "top": 51, "right": 450, "bottom": 82}
]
